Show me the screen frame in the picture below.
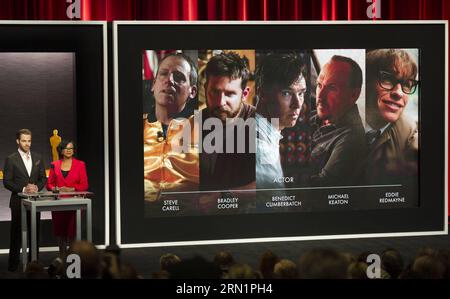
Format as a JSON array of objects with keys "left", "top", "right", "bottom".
[
  {"left": 114, "top": 20, "right": 448, "bottom": 248},
  {"left": 0, "top": 21, "right": 110, "bottom": 252}
]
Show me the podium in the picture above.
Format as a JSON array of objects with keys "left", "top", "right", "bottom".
[{"left": 19, "top": 191, "right": 93, "bottom": 271}]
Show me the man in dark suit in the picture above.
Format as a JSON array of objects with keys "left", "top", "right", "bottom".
[{"left": 3, "top": 128, "right": 47, "bottom": 271}]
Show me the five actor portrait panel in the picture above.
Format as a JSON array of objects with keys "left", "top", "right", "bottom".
[{"left": 142, "top": 48, "right": 419, "bottom": 217}]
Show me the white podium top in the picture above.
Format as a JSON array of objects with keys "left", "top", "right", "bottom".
[{"left": 19, "top": 191, "right": 93, "bottom": 201}]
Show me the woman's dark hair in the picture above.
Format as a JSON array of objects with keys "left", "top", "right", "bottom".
[{"left": 57, "top": 140, "right": 76, "bottom": 157}]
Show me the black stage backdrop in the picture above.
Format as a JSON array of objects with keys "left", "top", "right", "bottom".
[
  {"left": 0, "top": 52, "right": 76, "bottom": 222},
  {"left": 116, "top": 23, "right": 445, "bottom": 245},
  {"left": 0, "top": 23, "right": 106, "bottom": 248}
]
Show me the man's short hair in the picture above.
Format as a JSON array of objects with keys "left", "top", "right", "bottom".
[
  {"left": 16, "top": 128, "right": 32, "bottom": 140},
  {"left": 274, "top": 259, "right": 299, "bottom": 279},
  {"left": 366, "top": 49, "right": 418, "bottom": 83},
  {"left": 204, "top": 52, "right": 250, "bottom": 90},
  {"left": 255, "top": 52, "right": 307, "bottom": 94},
  {"left": 329, "top": 55, "right": 363, "bottom": 89},
  {"left": 157, "top": 52, "right": 198, "bottom": 86}
]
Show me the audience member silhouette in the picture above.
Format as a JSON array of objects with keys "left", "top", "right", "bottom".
[
  {"left": 273, "top": 259, "right": 298, "bottom": 279},
  {"left": 169, "top": 256, "right": 222, "bottom": 279},
  {"left": 259, "top": 250, "right": 280, "bottom": 279},
  {"left": 213, "top": 251, "right": 235, "bottom": 278},
  {"left": 298, "top": 248, "right": 349, "bottom": 279}
]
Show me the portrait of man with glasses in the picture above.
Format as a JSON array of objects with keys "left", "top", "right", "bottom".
[{"left": 364, "top": 49, "right": 419, "bottom": 184}]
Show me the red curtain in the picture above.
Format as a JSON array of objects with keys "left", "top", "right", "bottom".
[{"left": 0, "top": 0, "right": 447, "bottom": 21}]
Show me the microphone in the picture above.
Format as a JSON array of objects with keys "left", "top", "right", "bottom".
[{"left": 157, "top": 131, "right": 164, "bottom": 142}]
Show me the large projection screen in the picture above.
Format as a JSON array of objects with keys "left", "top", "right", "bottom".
[
  {"left": 0, "top": 22, "right": 109, "bottom": 252},
  {"left": 114, "top": 21, "right": 447, "bottom": 247}
]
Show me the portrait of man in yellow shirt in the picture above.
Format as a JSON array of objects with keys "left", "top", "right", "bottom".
[{"left": 143, "top": 52, "right": 199, "bottom": 202}]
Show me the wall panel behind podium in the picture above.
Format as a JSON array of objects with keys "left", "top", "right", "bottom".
[{"left": 0, "top": 52, "right": 76, "bottom": 222}]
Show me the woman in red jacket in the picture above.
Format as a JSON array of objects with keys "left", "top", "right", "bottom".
[{"left": 46, "top": 140, "right": 88, "bottom": 257}]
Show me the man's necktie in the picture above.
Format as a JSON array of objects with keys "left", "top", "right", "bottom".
[{"left": 366, "top": 129, "right": 381, "bottom": 146}]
